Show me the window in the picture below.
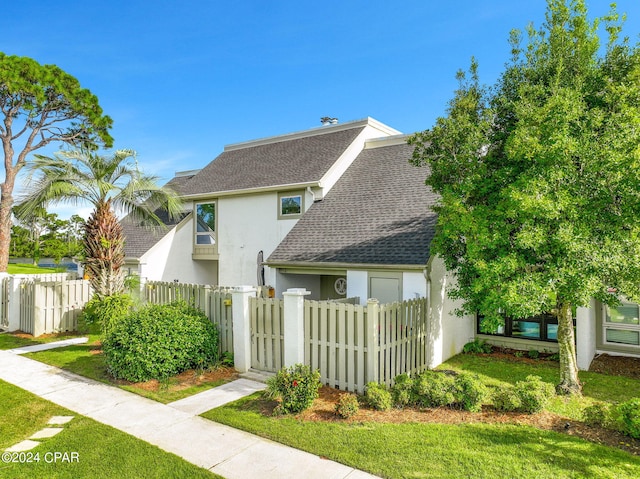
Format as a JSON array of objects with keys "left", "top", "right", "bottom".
[
  {"left": 604, "top": 302, "right": 640, "bottom": 346},
  {"left": 278, "top": 191, "right": 303, "bottom": 219},
  {"left": 195, "top": 202, "right": 216, "bottom": 245},
  {"left": 477, "top": 312, "right": 568, "bottom": 342}
]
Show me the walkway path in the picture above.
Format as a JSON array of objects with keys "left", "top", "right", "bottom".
[{"left": 0, "top": 341, "right": 378, "bottom": 479}]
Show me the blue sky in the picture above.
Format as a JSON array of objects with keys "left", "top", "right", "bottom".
[{"left": 3, "top": 1, "right": 640, "bottom": 218}]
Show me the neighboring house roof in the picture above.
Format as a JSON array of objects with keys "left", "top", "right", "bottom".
[
  {"left": 266, "top": 137, "right": 437, "bottom": 268},
  {"left": 179, "top": 122, "right": 368, "bottom": 197},
  {"left": 122, "top": 173, "right": 194, "bottom": 258}
]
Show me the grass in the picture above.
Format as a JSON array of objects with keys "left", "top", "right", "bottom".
[
  {"left": 6, "top": 263, "right": 65, "bottom": 274},
  {"left": 0, "top": 379, "right": 221, "bottom": 478},
  {"left": 15, "top": 333, "right": 230, "bottom": 404},
  {"left": 202, "top": 353, "right": 640, "bottom": 479},
  {"left": 204, "top": 393, "right": 640, "bottom": 479},
  {"left": 0, "top": 332, "right": 88, "bottom": 351}
]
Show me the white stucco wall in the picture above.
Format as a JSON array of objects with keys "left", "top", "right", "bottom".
[
  {"left": 217, "top": 191, "right": 310, "bottom": 287},
  {"left": 403, "top": 271, "right": 427, "bottom": 301},
  {"left": 346, "top": 270, "right": 368, "bottom": 305},
  {"left": 138, "top": 217, "right": 218, "bottom": 285},
  {"left": 427, "top": 256, "right": 475, "bottom": 368}
]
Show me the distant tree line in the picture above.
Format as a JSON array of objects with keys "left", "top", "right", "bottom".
[{"left": 10, "top": 212, "right": 85, "bottom": 265}]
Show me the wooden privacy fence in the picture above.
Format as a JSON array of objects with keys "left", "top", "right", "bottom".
[
  {"left": 144, "top": 281, "right": 234, "bottom": 355},
  {"left": 249, "top": 297, "right": 284, "bottom": 372},
  {"left": 18, "top": 277, "right": 92, "bottom": 336},
  {"left": 305, "top": 298, "right": 428, "bottom": 393},
  {"left": 248, "top": 293, "right": 429, "bottom": 393}
]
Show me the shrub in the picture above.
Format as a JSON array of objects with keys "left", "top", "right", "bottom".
[
  {"left": 412, "top": 371, "right": 457, "bottom": 408},
  {"left": 364, "top": 382, "right": 392, "bottom": 411},
  {"left": 454, "top": 373, "right": 486, "bottom": 412},
  {"left": 391, "top": 374, "right": 415, "bottom": 407},
  {"left": 492, "top": 384, "right": 522, "bottom": 412},
  {"left": 492, "top": 376, "right": 554, "bottom": 414},
  {"left": 618, "top": 398, "right": 640, "bottom": 439},
  {"left": 335, "top": 393, "right": 360, "bottom": 419},
  {"left": 82, "top": 294, "right": 133, "bottom": 335},
  {"left": 266, "top": 364, "right": 321, "bottom": 414},
  {"left": 582, "top": 402, "right": 614, "bottom": 428},
  {"left": 516, "top": 375, "right": 555, "bottom": 413},
  {"left": 462, "top": 339, "right": 493, "bottom": 354},
  {"left": 527, "top": 349, "right": 540, "bottom": 359},
  {"left": 102, "top": 300, "right": 219, "bottom": 382}
]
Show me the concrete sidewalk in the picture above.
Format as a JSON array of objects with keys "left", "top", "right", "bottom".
[{"left": 0, "top": 347, "right": 379, "bottom": 479}]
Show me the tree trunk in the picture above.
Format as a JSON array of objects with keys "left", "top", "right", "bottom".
[
  {"left": 556, "top": 301, "right": 581, "bottom": 395},
  {"left": 0, "top": 167, "right": 17, "bottom": 273}
]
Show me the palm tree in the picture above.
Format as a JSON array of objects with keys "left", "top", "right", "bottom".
[{"left": 19, "top": 149, "right": 182, "bottom": 297}]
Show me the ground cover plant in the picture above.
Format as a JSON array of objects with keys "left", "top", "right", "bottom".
[{"left": 0, "top": 379, "right": 220, "bottom": 478}]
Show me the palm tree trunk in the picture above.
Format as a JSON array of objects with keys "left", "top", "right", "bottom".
[
  {"left": 84, "top": 199, "right": 125, "bottom": 297},
  {"left": 556, "top": 300, "right": 581, "bottom": 395}
]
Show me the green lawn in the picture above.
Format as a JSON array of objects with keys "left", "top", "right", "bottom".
[
  {"left": 204, "top": 392, "right": 640, "bottom": 479},
  {"left": 6, "top": 263, "right": 66, "bottom": 274},
  {"left": 0, "top": 333, "right": 87, "bottom": 351},
  {"left": 0, "top": 379, "right": 221, "bottom": 478},
  {"left": 202, "top": 354, "right": 640, "bottom": 479},
  {"left": 16, "top": 334, "right": 230, "bottom": 404}
]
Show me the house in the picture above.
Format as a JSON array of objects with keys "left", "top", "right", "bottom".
[{"left": 122, "top": 117, "right": 640, "bottom": 368}]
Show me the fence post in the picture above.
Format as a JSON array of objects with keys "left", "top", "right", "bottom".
[
  {"left": 366, "top": 298, "right": 380, "bottom": 385},
  {"left": 283, "top": 288, "right": 311, "bottom": 367},
  {"left": 232, "top": 285, "right": 257, "bottom": 373}
]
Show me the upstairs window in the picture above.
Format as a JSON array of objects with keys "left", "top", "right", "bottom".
[
  {"left": 278, "top": 191, "right": 304, "bottom": 219},
  {"left": 195, "top": 202, "right": 216, "bottom": 245}
]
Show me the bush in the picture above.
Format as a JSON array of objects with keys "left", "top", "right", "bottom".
[
  {"left": 582, "top": 402, "right": 614, "bottom": 428},
  {"left": 102, "top": 300, "right": 219, "bottom": 382},
  {"left": 492, "top": 376, "right": 554, "bottom": 413},
  {"left": 454, "top": 373, "right": 486, "bottom": 412},
  {"left": 618, "top": 398, "right": 640, "bottom": 439},
  {"left": 335, "top": 393, "right": 360, "bottom": 419},
  {"left": 82, "top": 294, "right": 133, "bottom": 335},
  {"left": 412, "top": 371, "right": 457, "bottom": 408},
  {"left": 391, "top": 374, "right": 415, "bottom": 407},
  {"left": 266, "top": 364, "right": 321, "bottom": 414},
  {"left": 492, "top": 384, "right": 522, "bottom": 412},
  {"left": 516, "top": 375, "right": 555, "bottom": 413},
  {"left": 527, "top": 349, "right": 540, "bottom": 359},
  {"left": 364, "top": 382, "right": 392, "bottom": 411},
  {"left": 462, "top": 339, "right": 493, "bottom": 354}
]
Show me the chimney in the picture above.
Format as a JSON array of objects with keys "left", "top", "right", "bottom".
[{"left": 320, "top": 117, "right": 338, "bottom": 126}]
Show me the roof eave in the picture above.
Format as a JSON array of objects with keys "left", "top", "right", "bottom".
[
  {"left": 181, "top": 181, "right": 320, "bottom": 201},
  {"left": 264, "top": 260, "right": 428, "bottom": 271}
]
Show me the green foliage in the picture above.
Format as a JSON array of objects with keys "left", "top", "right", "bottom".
[
  {"left": 462, "top": 339, "right": 493, "bottom": 354},
  {"left": 453, "top": 372, "right": 486, "bottom": 412},
  {"left": 220, "top": 351, "right": 234, "bottom": 367},
  {"left": 82, "top": 294, "right": 133, "bottom": 335},
  {"left": 516, "top": 375, "right": 555, "bottom": 413},
  {"left": 102, "top": 300, "right": 219, "bottom": 382},
  {"left": 493, "top": 375, "right": 554, "bottom": 413},
  {"left": 364, "top": 382, "right": 393, "bottom": 411},
  {"left": 412, "top": 371, "right": 457, "bottom": 408},
  {"left": 266, "top": 364, "right": 321, "bottom": 414},
  {"left": 582, "top": 402, "right": 615, "bottom": 429},
  {"left": 408, "top": 0, "right": 640, "bottom": 394},
  {"left": 618, "top": 398, "right": 640, "bottom": 439},
  {"left": 335, "top": 393, "right": 360, "bottom": 419},
  {"left": 391, "top": 373, "right": 415, "bottom": 407},
  {"left": 527, "top": 349, "right": 540, "bottom": 360}
]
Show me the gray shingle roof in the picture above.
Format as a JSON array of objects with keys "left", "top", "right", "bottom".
[
  {"left": 266, "top": 140, "right": 437, "bottom": 266},
  {"left": 123, "top": 174, "right": 194, "bottom": 258},
  {"left": 180, "top": 125, "right": 365, "bottom": 196}
]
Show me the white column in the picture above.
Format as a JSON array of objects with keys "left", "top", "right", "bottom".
[
  {"left": 231, "top": 285, "right": 257, "bottom": 373},
  {"left": 283, "top": 288, "right": 310, "bottom": 367},
  {"left": 576, "top": 299, "right": 597, "bottom": 370},
  {"left": 5, "top": 274, "right": 22, "bottom": 332}
]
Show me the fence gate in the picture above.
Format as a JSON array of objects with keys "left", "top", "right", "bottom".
[{"left": 249, "top": 297, "right": 284, "bottom": 372}]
